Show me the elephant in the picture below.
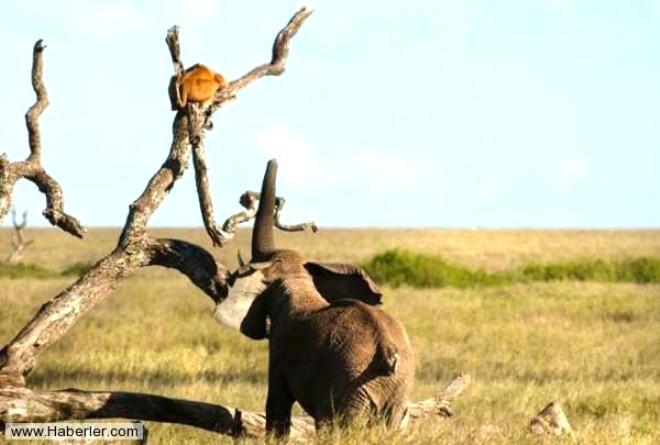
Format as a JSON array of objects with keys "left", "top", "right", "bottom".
[{"left": 213, "top": 159, "right": 415, "bottom": 438}]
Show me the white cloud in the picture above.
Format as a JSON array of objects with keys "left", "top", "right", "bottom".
[
  {"left": 254, "top": 123, "right": 426, "bottom": 197},
  {"left": 255, "top": 123, "right": 329, "bottom": 186},
  {"left": 347, "top": 150, "right": 422, "bottom": 196}
]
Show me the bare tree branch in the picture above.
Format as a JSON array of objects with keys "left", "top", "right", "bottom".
[
  {"left": 117, "top": 116, "right": 191, "bottom": 247},
  {"left": 5, "top": 209, "right": 33, "bottom": 263},
  {"left": 165, "top": 25, "right": 186, "bottom": 116},
  {"left": 0, "top": 8, "right": 313, "bottom": 386},
  {"left": 11, "top": 208, "right": 28, "bottom": 231},
  {"left": 165, "top": 38, "right": 226, "bottom": 247},
  {"left": 407, "top": 374, "right": 471, "bottom": 419},
  {"left": 0, "top": 40, "right": 85, "bottom": 238},
  {"left": 192, "top": 141, "right": 229, "bottom": 247},
  {"left": 25, "top": 40, "right": 48, "bottom": 162},
  {"left": 217, "top": 192, "right": 318, "bottom": 245},
  {"left": 0, "top": 375, "right": 467, "bottom": 441},
  {"left": 0, "top": 386, "right": 314, "bottom": 442},
  {"left": 148, "top": 238, "right": 227, "bottom": 302},
  {"left": 210, "top": 7, "right": 313, "bottom": 112},
  {"left": 221, "top": 191, "right": 260, "bottom": 239},
  {"left": 0, "top": 252, "right": 148, "bottom": 384},
  {"left": 275, "top": 197, "right": 318, "bottom": 233}
]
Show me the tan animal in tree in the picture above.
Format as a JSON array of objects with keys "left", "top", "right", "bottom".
[
  {"left": 168, "top": 63, "right": 227, "bottom": 110},
  {"left": 214, "top": 160, "right": 415, "bottom": 438}
]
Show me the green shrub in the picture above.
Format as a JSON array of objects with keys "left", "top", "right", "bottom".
[
  {"left": 4, "top": 253, "right": 660, "bottom": 288},
  {"left": 615, "top": 257, "right": 660, "bottom": 283},
  {"left": 363, "top": 250, "right": 660, "bottom": 288},
  {"left": 519, "top": 259, "right": 617, "bottom": 282},
  {"left": 362, "top": 249, "right": 504, "bottom": 288},
  {"left": 0, "top": 262, "right": 59, "bottom": 279},
  {"left": 519, "top": 257, "right": 660, "bottom": 283},
  {"left": 0, "top": 261, "right": 95, "bottom": 279}
]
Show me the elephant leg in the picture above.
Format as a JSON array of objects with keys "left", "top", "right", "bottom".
[
  {"left": 337, "top": 388, "right": 378, "bottom": 427},
  {"left": 265, "top": 366, "right": 295, "bottom": 439}
]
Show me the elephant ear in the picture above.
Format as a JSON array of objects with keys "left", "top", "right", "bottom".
[
  {"left": 304, "top": 262, "right": 383, "bottom": 305},
  {"left": 239, "top": 293, "right": 269, "bottom": 340}
]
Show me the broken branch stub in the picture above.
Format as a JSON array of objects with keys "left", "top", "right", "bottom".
[
  {"left": 407, "top": 374, "right": 471, "bottom": 419},
  {"left": 530, "top": 401, "right": 573, "bottom": 436}
]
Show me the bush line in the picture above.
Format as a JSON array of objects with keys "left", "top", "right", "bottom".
[
  {"left": 0, "top": 262, "right": 92, "bottom": 279},
  {"left": 3, "top": 252, "right": 660, "bottom": 287},
  {"left": 362, "top": 249, "right": 660, "bottom": 288}
]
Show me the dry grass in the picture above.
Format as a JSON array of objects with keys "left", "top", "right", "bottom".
[
  {"left": 2, "top": 228, "right": 660, "bottom": 271},
  {"left": 1, "top": 228, "right": 659, "bottom": 444}
]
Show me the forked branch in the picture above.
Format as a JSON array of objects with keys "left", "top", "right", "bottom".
[
  {"left": 220, "top": 192, "right": 319, "bottom": 244},
  {"left": 5, "top": 209, "right": 34, "bottom": 264},
  {"left": 0, "top": 40, "right": 84, "bottom": 238}
]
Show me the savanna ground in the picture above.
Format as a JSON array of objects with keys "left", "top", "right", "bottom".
[{"left": 1, "top": 228, "right": 659, "bottom": 444}]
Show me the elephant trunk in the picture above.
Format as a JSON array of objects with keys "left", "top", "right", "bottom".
[{"left": 252, "top": 159, "right": 278, "bottom": 260}]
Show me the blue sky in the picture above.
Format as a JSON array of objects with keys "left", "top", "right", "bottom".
[{"left": 1, "top": 0, "right": 658, "bottom": 228}]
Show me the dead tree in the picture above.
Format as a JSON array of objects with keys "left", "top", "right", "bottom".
[
  {"left": 0, "top": 9, "right": 468, "bottom": 441},
  {"left": 5, "top": 209, "right": 34, "bottom": 264}
]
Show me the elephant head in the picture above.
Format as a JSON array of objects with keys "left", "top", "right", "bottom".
[{"left": 213, "top": 159, "right": 382, "bottom": 337}]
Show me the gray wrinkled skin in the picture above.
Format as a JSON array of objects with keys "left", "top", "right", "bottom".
[{"left": 215, "top": 160, "right": 415, "bottom": 439}]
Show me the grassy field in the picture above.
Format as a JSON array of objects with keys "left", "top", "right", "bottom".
[{"left": 1, "top": 228, "right": 659, "bottom": 444}]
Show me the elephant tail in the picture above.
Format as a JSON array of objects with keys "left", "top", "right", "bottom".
[
  {"left": 365, "top": 306, "right": 401, "bottom": 375},
  {"left": 371, "top": 309, "right": 402, "bottom": 375},
  {"left": 377, "top": 342, "right": 400, "bottom": 375},
  {"left": 332, "top": 299, "right": 402, "bottom": 375}
]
